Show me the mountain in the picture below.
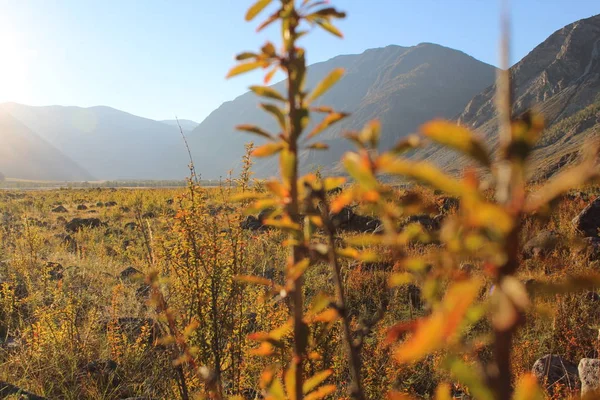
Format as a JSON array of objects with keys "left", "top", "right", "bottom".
[
  {"left": 1, "top": 103, "right": 190, "bottom": 180},
  {"left": 187, "top": 43, "right": 497, "bottom": 178},
  {"left": 423, "top": 14, "right": 600, "bottom": 179},
  {"left": 161, "top": 119, "right": 199, "bottom": 131},
  {"left": 0, "top": 108, "right": 93, "bottom": 181}
]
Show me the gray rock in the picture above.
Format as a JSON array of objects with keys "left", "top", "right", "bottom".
[
  {"left": 119, "top": 266, "right": 143, "bottom": 282},
  {"left": 573, "top": 197, "right": 600, "bottom": 237},
  {"left": 65, "top": 217, "right": 102, "bottom": 232},
  {"left": 523, "top": 231, "right": 561, "bottom": 259},
  {"left": 532, "top": 354, "right": 580, "bottom": 394},
  {"left": 52, "top": 205, "right": 68, "bottom": 213},
  {"left": 580, "top": 358, "right": 600, "bottom": 398},
  {"left": 77, "top": 204, "right": 88, "bottom": 210},
  {"left": 241, "top": 215, "right": 264, "bottom": 231},
  {"left": 0, "top": 381, "right": 47, "bottom": 399}
]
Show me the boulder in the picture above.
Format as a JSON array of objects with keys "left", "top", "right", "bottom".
[
  {"left": 124, "top": 222, "right": 138, "bottom": 231},
  {"left": 62, "top": 234, "right": 78, "bottom": 253},
  {"left": 437, "top": 196, "right": 459, "bottom": 213},
  {"left": 105, "top": 201, "right": 117, "bottom": 207},
  {"left": 241, "top": 215, "right": 264, "bottom": 231},
  {"left": 65, "top": 217, "right": 102, "bottom": 232},
  {"left": 0, "top": 381, "right": 47, "bottom": 399},
  {"left": 77, "top": 204, "right": 88, "bottom": 210},
  {"left": 582, "top": 237, "right": 600, "bottom": 261},
  {"left": 401, "top": 214, "right": 440, "bottom": 231},
  {"left": 330, "top": 206, "right": 381, "bottom": 233},
  {"left": 142, "top": 211, "right": 156, "bottom": 219},
  {"left": 573, "top": 197, "right": 600, "bottom": 237},
  {"left": 580, "top": 358, "right": 600, "bottom": 398},
  {"left": 532, "top": 354, "right": 580, "bottom": 394},
  {"left": 119, "top": 266, "right": 143, "bottom": 282},
  {"left": 45, "top": 261, "right": 64, "bottom": 280},
  {"left": 523, "top": 231, "right": 561, "bottom": 259},
  {"left": 52, "top": 205, "right": 68, "bottom": 213}
]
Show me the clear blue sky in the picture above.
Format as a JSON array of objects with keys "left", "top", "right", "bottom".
[{"left": 0, "top": 0, "right": 597, "bottom": 123}]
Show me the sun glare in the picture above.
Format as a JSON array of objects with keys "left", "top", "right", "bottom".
[{"left": 0, "top": 26, "right": 31, "bottom": 102}]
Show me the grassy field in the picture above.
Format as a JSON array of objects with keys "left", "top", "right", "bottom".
[{"left": 0, "top": 181, "right": 598, "bottom": 399}]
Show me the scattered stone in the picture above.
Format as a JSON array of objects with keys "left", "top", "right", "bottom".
[
  {"left": 241, "top": 215, "right": 264, "bottom": 231},
  {"left": 580, "top": 358, "right": 600, "bottom": 398},
  {"left": 124, "top": 222, "right": 138, "bottom": 231},
  {"left": 523, "top": 231, "right": 561, "bottom": 259},
  {"left": 122, "top": 239, "right": 135, "bottom": 250},
  {"left": 532, "top": 354, "right": 580, "bottom": 394},
  {"left": 87, "top": 209, "right": 98, "bottom": 214},
  {"left": 573, "top": 197, "right": 600, "bottom": 237},
  {"left": 437, "top": 196, "right": 459, "bottom": 213},
  {"left": 103, "top": 318, "right": 159, "bottom": 345},
  {"left": 142, "top": 211, "right": 156, "bottom": 219},
  {"left": 105, "top": 201, "right": 117, "bottom": 207},
  {"left": 166, "top": 199, "right": 174, "bottom": 205},
  {"left": 582, "top": 237, "right": 600, "bottom": 261},
  {"left": 52, "top": 205, "right": 68, "bottom": 213},
  {"left": 330, "top": 206, "right": 381, "bottom": 233},
  {"left": 120, "top": 266, "right": 143, "bottom": 282},
  {"left": 96, "top": 202, "right": 104, "bottom": 207},
  {"left": 65, "top": 217, "right": 102, "bottom": 232},
  {"left": 80, "top": 359, "right": 120, "bottom": 389},
  {"left": 401, "top": 214, "right": 440, "bottom": 232},
  {"left": 62, "top": 235, "right": 78, "bottom": 253},
  {"left": 46, "top": 261, "right": 64, "bottom": 280},
  {"left": 0, "top": 381, "right": 47, "bottom": 399},
  {"left": 77, "top": 204, "right": 88, "bottom": 210}
]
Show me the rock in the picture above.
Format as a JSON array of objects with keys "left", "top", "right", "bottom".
[
  {"left": 257, "top": 208, "right": 275, "bottom": 224},
  {"left": 142, "top": 211, "right": 156, "bottom": 219},
  {"left": 96, "top": 202, "right": 104, "bottom": 207},
  {"left": 585, "top": 291, "right": 600, "bottom": 302},
  {"left": 166, "top": 199, "right": 174, "bottom": 205},
  {"left": 45, "top": 261, "right": 64, "bottom": 280},
  {"left": 62, "top": 235, "right": 78, "bottom": 253},
  {"left": 523, "top": 231, "right": 561, "bottom": 259},
  {"left": 65, "top": 217, "right": 102, "bottom": 232},
  {"left": 532, "top": 354, "right": 580, "bottom": 394},
  {"left": 241, "top": 215, "right": 264, "bottom": 231},
  {"left": 350, "top": 261, "right": 393, "bottom": 271},
  {"left": 124, "top": 222, "right": 138, "bottom": 231},
  {"left": 401, "top": 214, "right": 440, "bottom": 231},
  {"left": 582, "top": 237, "right": 600, "bottom": 261},
  {"left": 80, "top": 359, "right": 120, "bottom": 389},
  {"left": 103, "top": 318, "right": 159, "bottom": 345},
  {"left": 105, "top": 201, "right": 117, "bottom": 207},
  {"left": 437, "top": 196, "right": 459, "bottom": 213},
  {"left": 121, "top": 239, "right": 135, "bottom": 250},
  {"left": 0, "top": 381, "right": 47, "bottom": 399},
  {"left": 77, "top": 204, "right": 88, "bottom": 210},
  {"left": 52, "top": 205, "right": 68, "bottom": 213},
  {"left": 136, "top": 284, "right": 151, "bottom": 302},
  {"left": 119, "top": 266, "right": 143, "bottom": 282},
  {"left": 330, "top": 206, "right": 381, "bottom": 233},
  {"left": 580, "top": 358, "right": 600, "bottom": 398},
  {"left": 573, "top": 197, "right": 600, "bottom": 237}
]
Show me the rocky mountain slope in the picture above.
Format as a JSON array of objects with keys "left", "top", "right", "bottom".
[
  {"left": 0, "top": 109, "right": 93, "bottom": 181},
  {"left": 423, "top": 14, "right": 600, "bottom": 179},
  {"left": 187, "top": 43, "right": 497, "bottom": 178}
]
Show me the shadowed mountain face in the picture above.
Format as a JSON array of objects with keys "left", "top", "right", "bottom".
[
  {"left": 187, "top": 43, "right": 497, "bottom": 178},
  {"left": 423, "top": 14, "right": 600, "bottom": 179},
  {"left": 1, "top": 103, "right": 190, "bottom": 180},
  {"left": 0, "top": 108, "right": 93, "bottom": 181}
]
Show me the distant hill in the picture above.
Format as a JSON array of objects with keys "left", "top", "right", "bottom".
[
  {"left": 187, "top": 43, "right": 497, "bottom": 178},
  {"left": 0, "top": 108, "right": 93, "bottom": 181},
  {"left": 1, "top": 103, "right": 190, "bottom": 180},
  {"left": 422, "top": 14, "right": 600, "bottom": 180},
  {"left": 161, "top": 119, "right": 199, "bottom": 131}
]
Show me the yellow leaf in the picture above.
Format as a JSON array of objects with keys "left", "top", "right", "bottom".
[
  {"left": 236, "top": 124, "right": 275, "bottom": 140},
  {"left": 227, "top": 61, "right": 266, "bottom": 79},
  {"left": 285, "top": 363, "right": 296, "bottom": 400},
  {"left": 513, "top": 373, "right": 544, "bottom": 400},
  {"left": 316, "top": 19, "right": 344, "bottom": 38},
  {"left": 378, "top": 154, "right": 471, "bottom": 197},
  {"left": 434, "top": 383, "right": 452, "bottom": 400},
  {"left": 265, "top": 180, "right": 289, "bottom": 198},
  {"left": 303, "top": 370, "right": 333, "bottom": 394},
  {"left": 308, "top": 112, "right": 348, "bottom": 139},
  {"left": 343, "top": 152, "right": 378, "bottom": 190},
  {"left": 307, "top": 68, "right": 344, "bottom": 103},
  {"left": 250, "top": 85, "right": 285, "bottom": 102},
  {"left": 234, "top": 275, "right": 274, "bottom": 287},
  {"left": 261, "top": 103, "right": 287, "bottom": 130},
  {"left": 330, "top": 191, "right": 353, "bottom": 214},
  {"left": 323, "top": 176, "right": 345, "bottom": 191},
  {"left": 389, "top": 272, "right": 414, "bottom": 287},
  {"left": 245, "top": 0, "right": 272, "bottom": 21},
  {"left": 314, "top": 308, "right": 339, "bottom": 323},
  {"left": 304, "top": 384, "right": 336, "bottom": 400},
  {"left": 421, "top": 120, "right": 491, "bottom": 167},
  {"left": 252, "top": 142, "right": 284, "bottom": 157}
]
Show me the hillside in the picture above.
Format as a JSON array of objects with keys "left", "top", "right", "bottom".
[
  {"left": 187, "top": 43, "right": 497, "bottom": 178},
  {"left": 0, "top": 109, "right": 93, "bottom": 181},
  {"left": 161, "top": 119, "right": 199, "bottom": 131},
  {"left": 0, "top": 103, "right": 190, "bottom": 180},
  {"left": 423, "top": 14, "right": 600, "bottom": 179}
]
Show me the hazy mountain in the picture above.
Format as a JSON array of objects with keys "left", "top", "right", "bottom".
[
  {"left": 161, "top": 119, "right": 199, "bottom": 131},
  {"left": 1, "top": 103, "right": 190, "bottom": 180},
  {"left": 423, "top": 14, "right": 600, "bottom": 180},
  {"left": 187, "top": 43, "right": 497, "bottom": 178},
  {"left": 0, "top": 108, "right": 93, "bottom": 181}
]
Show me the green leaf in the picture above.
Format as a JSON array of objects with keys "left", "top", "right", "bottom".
[
  {"left": 307, "top": 68, "right": 344, "bottom": 103},
  {"left": 309, "top": 8, "right": 346, "bottom": 19},
  {"left": 236, "top": 124, "right": 275, "bottom": 141},
  {"left": 308, "top": 112, "right": 348, "bottom": 139},
  {"left": 421, "top": 120, "right": 491, "bottom": 168},
  {"left": 307, "top": 142, "right": 329, "bottom": 150},
  {"left": 245, "top": 0, "right": 272, "bottom": 21},
  {"left": 250, "top": 85, "right": 286, "bottom": 102},
  {"left": 316, "top": 20, "right": 343, "bottom": 38},
  {"left": 236, "top": 52, "right": 258, "bottom": 61},
  {"left": 227, "top": 61, "right": 265, "bottom": 79},
  {"left": 261, "top": 103, "right": 287, "bottom": 130}
]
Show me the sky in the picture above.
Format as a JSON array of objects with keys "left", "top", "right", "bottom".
[{"left": 0, "top": 0, "right": 598, "bottom": 123}]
